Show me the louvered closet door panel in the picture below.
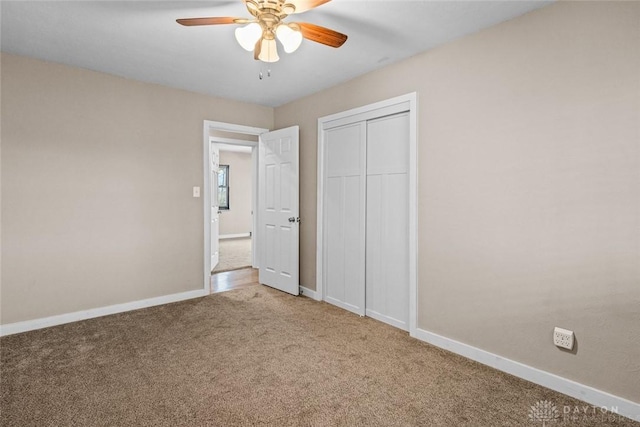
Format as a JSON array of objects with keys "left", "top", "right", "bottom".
[
  {"left": 324, "top": 122, "right": 366, "bottom": 315},
  {"left": 365, "top": 112, "right": 410, "bottom": 330}
]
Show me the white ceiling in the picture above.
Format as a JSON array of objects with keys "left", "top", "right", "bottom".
[{"left": 1, "top": 1, "right": 552, "bottom": 107}]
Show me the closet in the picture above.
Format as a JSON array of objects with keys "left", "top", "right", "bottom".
[{"left": 321, "top": 105, "right": 411, "bottom": 331}]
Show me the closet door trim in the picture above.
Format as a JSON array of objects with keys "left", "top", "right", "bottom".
[
  {"left": 322, "top": 101, "right": 411, "bottom": 131},
  {"left": 316, "top": 92, "right": 418, "bottom": 337}
]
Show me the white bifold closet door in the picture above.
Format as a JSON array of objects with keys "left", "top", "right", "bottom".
[
  {"left": 324, "top": 122, "right": 367, "bottom": 315},
  {"left": 323, "top": 112, "right": 410, "bottom": 331},
  {"left": 365, "top": 113, "right": 410, "bottom": 330}
]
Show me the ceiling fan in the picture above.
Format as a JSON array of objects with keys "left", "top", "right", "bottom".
[{"left": 177, "top": 0, "right": 347, "bottom": 63}]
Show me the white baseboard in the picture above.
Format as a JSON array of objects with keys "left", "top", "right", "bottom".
[
  {"left": 366, "top": 308, "right": 408, "bottom": 332},
  {"left": 0, "top": 289, "right": 208, "bottom": 337},
  {"left": 412, "top": 328, "right": 640, "bottom": 422},
  {"left": 220, "top": 233, "right": 251, "bottom": 240},
  {"left": 299, "top": 286, "right": 320, "bottom": 301}
]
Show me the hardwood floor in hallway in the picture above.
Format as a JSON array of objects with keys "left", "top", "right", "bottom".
[{"left": 211, "top": 267, "right": 259, "bottom": 294}]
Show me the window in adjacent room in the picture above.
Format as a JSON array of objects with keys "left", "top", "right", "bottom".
[{"left": 218, "top": 165, "right": 230, "bottom": 210}]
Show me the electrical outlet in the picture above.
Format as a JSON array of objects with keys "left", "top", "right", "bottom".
[{"left": 554, "top": 327, "right": 574, "bottom": 350}]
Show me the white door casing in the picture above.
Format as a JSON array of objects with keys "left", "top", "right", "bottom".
[
  {"left": 258, "top": 126, "right": 300, "bottom": 295},
  {"left": 210, "top": 142, "right": 220, "bottom": 271},
  {"left": 203, "top": 121, "right": 268, "bottom": 293}
]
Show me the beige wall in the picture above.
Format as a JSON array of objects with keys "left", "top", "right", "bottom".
[
  {"left": 1, "top": 53, "right": 273, "bottom": 324},
  {"left": 219, "top": 150, "right": 252, "bottom": 236},
  {"left": 275, "top": 2, "right": 640, "bottom": 402}
]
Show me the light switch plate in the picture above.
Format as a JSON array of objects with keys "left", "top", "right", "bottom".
[{"left": 193, "top": 186, "right": 200, "bottom": 198}]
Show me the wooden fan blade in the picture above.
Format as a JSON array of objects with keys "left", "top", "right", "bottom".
[
  {"left": 176, "top": 17, "right": 242, "bottom": 26},
  {"left": 298, "top": 22, "right": 347, "bottom": 48},
  {"left": 290, "top": 0, "right": 331, "bottom": 14}
]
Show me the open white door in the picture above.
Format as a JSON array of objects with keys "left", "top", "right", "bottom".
[
  {"left": 210, "top": 142, "right": 220, "bottom": 271},
  {"left": 258, "top": 126, "right": 299, "bottom": 295}
]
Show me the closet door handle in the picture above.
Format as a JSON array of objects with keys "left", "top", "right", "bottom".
[{"left": 288, "top": 217, "right": 296, "bottom": 223}]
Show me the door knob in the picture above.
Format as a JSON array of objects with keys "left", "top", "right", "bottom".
[{"left": 288, "top": 217, "right": 296, "bottom": 223}]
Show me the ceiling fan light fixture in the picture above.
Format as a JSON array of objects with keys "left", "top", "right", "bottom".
[
  {"left": 235, "top": 22, "right": 262, "bottom": 51},
  {"left": 258, "top": 37, "right": 280, "bottom": 63},
  {"left": 276, "top": 24, "right": 303, "bottom": 53},
  {"left": 178, "top": 0, "right": 347, "bottom": 63}
]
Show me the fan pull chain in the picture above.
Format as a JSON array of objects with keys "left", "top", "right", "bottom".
[{"left": 258, "top": 68, "right": 272, "bottom": 80}]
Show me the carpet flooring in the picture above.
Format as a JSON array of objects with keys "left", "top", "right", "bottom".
[
  {"left": 212, "top": 237, "right": 252, "bottom": 273},
  {"left": 1, "top": 286, "right": 637, "bottom": 426}
]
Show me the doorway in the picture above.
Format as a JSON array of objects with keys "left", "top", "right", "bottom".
[
  {"left": 212, "top": 142, "right": 256, "bottom": 274},
  {"left": 203, "top": 121, "right": 267, "bottom": 294},
  {"left": 203, "top": 121, "right": 301, "bottom": 297}
]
